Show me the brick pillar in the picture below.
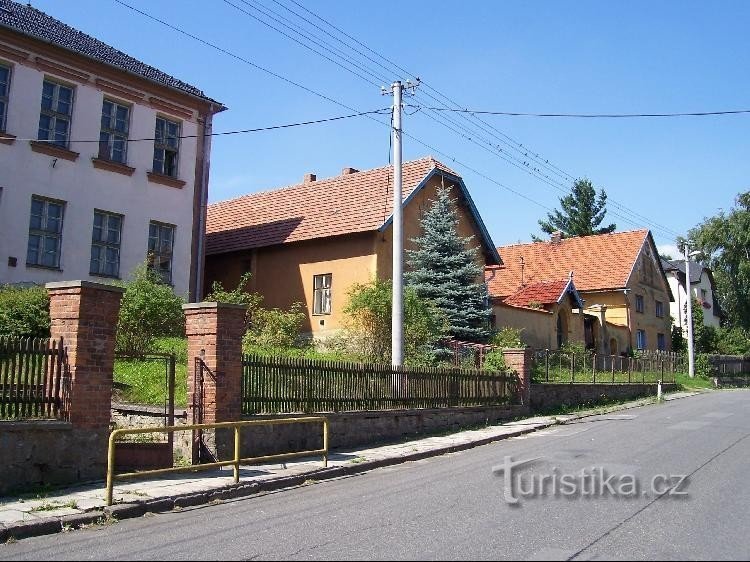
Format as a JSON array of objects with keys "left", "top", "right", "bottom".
[
  {"left": 46, "top": 280, "right": 124, "bottom": 429},
  {"left": 184, "top": 302, "right": 247, "bottom": 462},
  {"left": 503, "top": 347, "right": 533, "bottom": 407}
]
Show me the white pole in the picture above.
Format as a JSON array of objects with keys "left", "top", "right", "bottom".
[
  {"left": 391, "top": 81, "right": 404, "bottom": 367},
  {"left": 685, "top": 248, "right": 695, "bottom": 378}
]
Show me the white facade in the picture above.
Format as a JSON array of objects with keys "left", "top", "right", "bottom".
[
  {"left": 0, "top": 33, "right": 221, "bottom": 299},
  {"left": 665, "top": 265, "right": 722, "bottom": 335}
]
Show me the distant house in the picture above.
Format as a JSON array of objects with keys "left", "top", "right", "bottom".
[
  {"left": 486, "top": 230, "right": 673, "bottom": 353},
  {"left": 661, "top": 258, "right": 722, "bottom": 335},
  {"left": 204, "top": 157, "right": 501, "bottom": 338},
  {"left": 0, "top": 0, "right": 225, "bottom": 299}
]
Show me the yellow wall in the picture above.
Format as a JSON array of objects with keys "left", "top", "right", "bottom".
[{"left": 493, "top": 296, "right": 585, "bottom": 351}]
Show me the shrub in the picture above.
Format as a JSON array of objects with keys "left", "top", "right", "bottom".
[
  {"left": 491, "top": 326, "right": 524, "bottom": 348},
  {"left": 0, "top": 284, "right": 50, "bottom": 338},
  {"left": 484, "top": 350, "right": 507, "bottom": 372},
  {"left": 242, "top": 302, "right": 307, "bottom": 351},
  {"left": 694, "top": 353, "right": 713, "bottom": 378},
  {"left": 204, "top": 272, "right": 262, "bottom": 316},
  {"left": 343, "top": 279, "right": 447, "bottom": 365},
  {"left": 116, "top": 265, "right": 185, "bottom": 357}
]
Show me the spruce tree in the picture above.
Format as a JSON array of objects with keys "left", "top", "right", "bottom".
[
  {"left": 536, "top": 178, "right": 616, "bottom": 239},
  {"left": 406, "top": 187, "right": 491, "bottom": 343}
]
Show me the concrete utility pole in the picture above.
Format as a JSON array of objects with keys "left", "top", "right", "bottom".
[
  {"left": 391, "top": 80, "right": 404, "bottom": 367},
  {"left": 685, "top": 247, "right": 696, "bottom": 378}
]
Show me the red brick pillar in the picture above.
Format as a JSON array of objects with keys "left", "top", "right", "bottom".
[
  {"left": 46, "top": 281, "right": 124, "bottom": 430},
  {"left": 184, "top": 302, "right": 247, "bottom": 462},
  {"left": 503, "top": 347, "right": 533, "bottom": 407}
]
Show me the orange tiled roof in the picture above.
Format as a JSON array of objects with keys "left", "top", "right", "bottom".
[
  {"left": 503, "top": 279, "right": 571, "bottom": 308},
  {"left": 485, "top": 230, "right": 650, "bottom": 297},
  {"left": 206, "top": 157, "right": 457, "bottom": 255}
]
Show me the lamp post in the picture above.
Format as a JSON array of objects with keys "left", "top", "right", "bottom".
[{"left": 684, "top": 248, "right": 700, "bottom": 378}]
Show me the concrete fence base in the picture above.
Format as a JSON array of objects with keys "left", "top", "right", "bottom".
[{"left": 530, "top": 383, "right": 678, "bottom": 412}]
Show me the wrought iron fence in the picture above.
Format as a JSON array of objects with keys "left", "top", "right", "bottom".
[
  {"left": 0, "top": 336, "right": 69, "bottom": 419},
  {"left": 532, "top": 349, "right": 682, "bottom": 384},
  {"left": 241, "top": 355, "right": 519, "bottom": 415}
]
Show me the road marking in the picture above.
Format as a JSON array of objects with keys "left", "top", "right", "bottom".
[{"left": 667, "top": 421, "right": 711, "bottom": 430}]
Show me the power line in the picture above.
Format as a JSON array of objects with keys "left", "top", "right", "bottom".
[
  {"left": 18, "top": 109, "right": 390, "bottom": 144},
  {"left": 411, "top": 106, "right": 750, "bottom": 118}
]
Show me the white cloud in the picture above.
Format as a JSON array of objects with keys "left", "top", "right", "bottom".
[{"left": 657, "top": 244, "right": 680, "bottom": 260}]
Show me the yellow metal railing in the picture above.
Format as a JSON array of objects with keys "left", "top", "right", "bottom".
[{"left": 106, "top": 416, "right": 329, "bottom": 506}]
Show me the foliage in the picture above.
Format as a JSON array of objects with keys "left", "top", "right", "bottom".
[
  {"left": 0, "top": 284, "right": 50, "bottom": 338},
  {"left": 113, "top": 338, "right": 188, "bottom": 407},
  {"left": 116, "top": 265, "right": 185, "bottom": 357},
  {"left": 152, "top": 336, "right": 188, "bottom": 363},
  {"left": 204, "top": 272, "right": 262, "bottom": 313},
  {"left": 687, "top": 192, "right": 750, "bottom": 330},
  {"left": 405, "top": 186, "right": 491, "bottom": 343},
  {"left": 671, "top": 325, "right": 686, "bottom": 354},
  {"left": 491, "top": 326, "right": 524, "bottom": 348},
  {"left": 689, "top": 299, "right": 718, "bottom": 354},
  {"left": 714, "top": 327, "right": 750, "bottom": 355},
  {"left": 242, "top": 303, "right": 307, "bottom": 351},
  {"left": 694, "top": 353, "right": 713, "bottom": 379},
  {"left": 536, "top": 178, "right": 616, "bottom": 239},
  {"left": 483, "top": 350, "right": 507, "bottom": 372},
  {"left": 343, "top": 279, "right": 447, "bottom": 365}
]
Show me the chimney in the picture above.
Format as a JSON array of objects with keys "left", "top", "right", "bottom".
[
  {"left": 303, "top": 173, "right": 316, "bottom": 183},
  {"left": 341, "top": 167, "right": 359, "bottom": 175},
  {"left": 550, "top": 231, "right": 562, "bottom": 244}
]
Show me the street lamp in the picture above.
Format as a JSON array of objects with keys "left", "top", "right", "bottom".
[{"left": 684, "top": 248, "right": 700, "bottom": 378}]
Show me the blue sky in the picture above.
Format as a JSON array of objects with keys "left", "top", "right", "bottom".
[{"left": 30, "top": 0, "right": 750, "bottom": 255}]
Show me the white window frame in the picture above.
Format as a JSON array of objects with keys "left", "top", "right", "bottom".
[
  {"left": 313, "top": 274, "right": 332, "bottom": 315},
  {"left": 38, "top": 79, "right": 74, "bottom": 148},
  {"left": 147, "top": 221, "right": 175, "bottom": 284},
  {"left": 153, "top": 116, "right": 180, "bottom": 177},
  {"left": 27, "top": 196, "right": 65, "bottom": 269},
  {"left": 636, "top": 329, "right": 647, "bottom": 350},
  {"left": 99, "top": 99, "right": 130, "bottom": 163},
  {"left": 0, "top": 63, "right": 10, "bottom": 133},
  {"left": 90, "top": 210, "right": 123, "bottom": 278}
]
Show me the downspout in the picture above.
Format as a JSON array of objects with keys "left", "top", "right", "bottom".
[{"left": 193, "top": 108, "right": 214, "bottom": 301}]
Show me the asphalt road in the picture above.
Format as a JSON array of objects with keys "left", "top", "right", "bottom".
[{"left": 2, "top": 390, "right": 749, "bottom": 561}]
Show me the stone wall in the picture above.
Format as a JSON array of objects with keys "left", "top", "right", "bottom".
[
  {"left": 530, "top": 382, "right": 678, "bottom": 412},
  {"left": 0, "top": 421, "right": 108, "bottom": 495},
  {"left": 714, "top": 376, "right": 750, "bottom": 388},
  {"left": 230, "top": 405, "right": 527, "bottom": 459}
]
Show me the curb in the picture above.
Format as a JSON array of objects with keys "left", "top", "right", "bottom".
[{"left": 0, "top": 389, "right": 698, "bottom": 543}]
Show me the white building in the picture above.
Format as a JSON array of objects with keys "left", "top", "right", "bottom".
[
  {"left": 661, "top": 258, "right": 722, "bottom": 335},
  {"left": 0, "top": 1, "right": 225, "bottom": 300}
]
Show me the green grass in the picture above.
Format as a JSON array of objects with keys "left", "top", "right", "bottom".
[
  {"left": 532, "top": 366, "right": 676, "bottom": 384},
  {"left": 114, "top": 337, "right": 187, "bottom": 407},
  {"left": 675, "top": 372, "right": 715, "bottom": 390}
]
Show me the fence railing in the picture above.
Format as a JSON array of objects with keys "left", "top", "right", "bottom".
[
  {"left": 0, "top": 336, "right": 69, "bottom": 420},
  {"left": 532, "top": 349, "right": 682, "bottom": 384},
  {"left": 241, "top": 355, "right": 518, "bottom": 415},
  {"left": 705, "top": 354, "right": 750, "bottom": 376}
]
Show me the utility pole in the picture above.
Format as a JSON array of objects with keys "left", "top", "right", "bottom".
[
  {"left": 391, "top": 80, "right": 404, "bottom": 367},
  {"left": 685, "top": 247, "right": 696, "bottom": 378},
  {"left": 383, "top": 79, "right": 419, "bottom": 368}
]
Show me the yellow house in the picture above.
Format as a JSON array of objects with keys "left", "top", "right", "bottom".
[
  {"left": 204, "top": 157, "right": 501, "bottom": 337},
  {"left": 485, "top": 230, "right": 673, "bottom": 354}
]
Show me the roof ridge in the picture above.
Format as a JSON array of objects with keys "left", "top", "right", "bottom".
[
  {"left": 496, "top": 228, "right": 650, "bottom": 250},
  {"left": 209, "top": 156, "right": 442, "bottom": 208}
]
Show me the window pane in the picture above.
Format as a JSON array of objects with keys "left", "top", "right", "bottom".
[
  {"left": 27, "top": 235, "right": 40, "bottom": 264},
  {"left": 38, "top": 114, "right": 51, "bottom": 140},
  {"left": 90, "top": 245, "right": 101, "bottom": 274},
  {"left": 164, "top": 151, "right": 177, "bottom": 176}
]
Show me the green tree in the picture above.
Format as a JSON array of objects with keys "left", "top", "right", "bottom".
[
  {"left": 116, "top": 265, "right": 185, "bottom": 357},
  {"left": 687, "top": 192, "right": 750, "bottom": 330},
  {"left": 537, "top": 178, "right": 616, "bottom": 239},
  {"left": 406, "top": 187, "right": 491, "bottom": 343},
  {"left": 344, "top": 279, "right": 446, "bottom": 365}
]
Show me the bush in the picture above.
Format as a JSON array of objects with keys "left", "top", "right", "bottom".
[
  {"left": 116, "top": 265, "right": 185, "bottom": 357},
  {"left": 0, "top": 284, "right": 50, "bottom": 338},
  {"left": 242, "top": 303, "right": 307, "bottom": 351},
  {"left": 343, "top": 279, "right": 447, "bottom": 365},
  {"left": 491, "top": 326, "right": 524, "bottom": 348},
  {"left": 204, "top": 272, "right": 262, "bottom": 320},
  {"left": 694, "top": 353, "right": 713, "bottom": 378},
  {"left": 484, "top": 350, "right": 507, "bottom": 372}
]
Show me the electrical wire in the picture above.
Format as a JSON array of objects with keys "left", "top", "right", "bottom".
[
  {"left": 411, "top": 106, "right": 750, "bottom": 118},
  {"left": 17, "top": 109, "right": 391, "bottom": 144}
]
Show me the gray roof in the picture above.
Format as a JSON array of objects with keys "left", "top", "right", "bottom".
[
  {"left": 0, "top": 0, "right": 223, "bottom": 106},
  {"left": 661, "top": 258, "right": 704, "bottom": 285}
]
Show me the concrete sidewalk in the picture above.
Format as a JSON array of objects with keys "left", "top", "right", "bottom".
[{"left": 0, "top": 390, "right": 703, "bottom": 541}]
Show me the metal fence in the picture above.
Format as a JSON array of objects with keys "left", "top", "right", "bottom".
[
  {"left": 0, "top": 336, "right": 69, "bottom": 419},
  {"left": 705, "top": 355, "right": 750, "bottom": 376},
  {"left": 241, "top": 355, "right": 519, "bottom": 415},
  {"left": 532, "top": 349, "right": 682, "bottom": 384}
]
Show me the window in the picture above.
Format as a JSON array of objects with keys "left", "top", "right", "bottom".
[
  {"left": 27, "top": 197, "right": 64, "bottom": 269},
  {"left": 313, "top": 274, "right": 332, "bottom": 315},
  {"left": 636, "top": 329, "right": 647, "bottom": 350},
  {"left": 657, "top": 333, "right": 666, "bottom": 351},
  {"left": 90, "top": 210, "right": 122, "bottom": 278},
  {"left": 153, "top": 117, "right": 180, "bottom": 177},
  {"left": 0, "top": 64, "right": 9, "bottom": 132},
  {"left": 701, "top": 289, "right": 707, "bottom": 301},
  {"left": 147, "top": 221, "right": 175, "bottom": 284},
  {"left": 635, "top": 294, "right": 644, "bottom": 313},
  {"left": 38, "top": 80, "right": 73, "bottom": 147},
  {"left": 99, "top": 100, "right": 130, "bottom": 163},
  {"left": 655, "top": 300, "right": 664, "bottom": 318}
]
